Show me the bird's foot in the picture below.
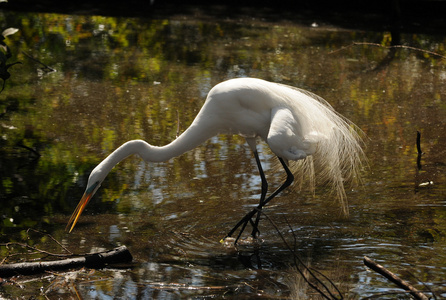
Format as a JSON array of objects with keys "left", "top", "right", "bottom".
[
  {"left": 222, "top": 206, "right": 264, "bottom": 245},
  {"left": 220, "top": 235, "right": 262, "bottom": 248},
  {"left": 220, "top": 236, "right": 236, "bottom": 247},
  {"left": 250, "top": 222, "right": 261, "bottom": 238},
  {"left": 236, "top": 236, "right": 258, "bottom": 246}
]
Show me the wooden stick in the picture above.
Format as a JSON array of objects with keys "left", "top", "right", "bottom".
[
  {"left": 363, "top": 256, "right": 429, "bottom": 300},
  {"left": 0, "top": 246, "right": 132, "bottom": 277},
  {"left": 416, "top": 131, "right": 422, "bottom": 170}
]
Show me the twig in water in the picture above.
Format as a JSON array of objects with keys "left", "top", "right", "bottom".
[
  {"left": 282, "top": 214, "right": 343, "bottom": 298},
  {"left": 22, "top": 51, "right": 56, "bottom": 73},
  {"left": 363, "top": 256, "right": 429, "bottom": 300},
  {"left": 416, "top": 131, "right": 423, "bottom": 170},
  {"left": 406, "top": 270, "right": 438, "bottom": 300},
  {"left": 416, "top": 131, "right": 422, "bottom": 155},
  {"left": 263, "top": 211, "right": 343, "bottom": 300},
  {"left": 329, "top": 42, "right": 446, "bottom": 60},
  {"left": 176, "top": 110, "right": 180, "bottom": 138},
  {"left": 283, "top": 214, "right": 299, "bottom": 254},
  {"left": 26, "top": 228, "right": 72, "bottom": 255},
  {"left": 16, "top": 143, "right": 41, "bottom": 158},
  {"left": 0, "top": 246, "right": 132, "bottom": 277},
  {"left": 362, "top": 290, "right": 430, "bottom": 299},
  {"left": 0, "top": 242, "right": 73, "bottom": 258}
]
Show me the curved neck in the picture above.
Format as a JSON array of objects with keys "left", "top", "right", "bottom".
[{"left": 96, "top": 120, "right": 220, "bottom": 175}]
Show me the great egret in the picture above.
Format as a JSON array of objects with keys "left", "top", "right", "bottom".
[{"left": 66, "top": 78, "right": 364, "bottom": 243}]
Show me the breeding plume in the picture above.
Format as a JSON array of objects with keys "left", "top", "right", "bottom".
[{"left": 66, "top": 78, "right": 363, "bottom": 242}]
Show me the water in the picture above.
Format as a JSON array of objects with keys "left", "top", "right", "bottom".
[{"left": 1, "top": 7, "right": 446, "bottom": 299}]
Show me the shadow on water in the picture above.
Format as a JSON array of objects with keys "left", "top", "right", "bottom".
[{"left": 0, "top": 3, "right": 446, "bottom": 299}]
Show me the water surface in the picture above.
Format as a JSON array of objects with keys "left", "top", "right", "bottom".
[{"left": 1, "top": 9, "right": 446, "bottom": 299}]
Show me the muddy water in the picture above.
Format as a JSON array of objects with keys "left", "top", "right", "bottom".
[{"left": 1, "top": 9, "right": 445, "bottom": 299}]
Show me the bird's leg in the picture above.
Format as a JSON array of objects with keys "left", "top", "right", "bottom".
[
  {"left": 260, "top": 157, "right": 294, "bottom": 207},
  {"left": 227, "top": 149, "right": 267, "bottom": 242},
  {"left": 224, "top": 143, "right": 267, "bottom": 242},
  {"left": 250, "top": 149, "right": 268, "bottom": 238},
  {"left": 250, "top": 157, "right": 294, "bottom": 237},
  {"left": 224, "top": 157, "right": 294, "bottom": 243}
]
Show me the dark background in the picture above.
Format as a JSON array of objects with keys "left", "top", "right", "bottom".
[{"left": 2, "top": 0, "right": 446, "bottom": 34}]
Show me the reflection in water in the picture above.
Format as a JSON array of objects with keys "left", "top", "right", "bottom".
[{"left": 0, "top": 8, "right": 445, "bottom": 299}]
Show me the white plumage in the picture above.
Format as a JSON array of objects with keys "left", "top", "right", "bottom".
[{"left": 66, "top": 78, "right": 364, "bottom": 242}]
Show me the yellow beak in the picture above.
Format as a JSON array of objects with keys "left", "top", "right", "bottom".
[
  {"left": 65, "top": 192, "right": 93, "bottom": 233},
  {"left": 66, "top": 182, "right": 99, "bottom": 233}
]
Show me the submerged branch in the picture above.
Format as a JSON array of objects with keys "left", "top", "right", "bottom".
[
  {"left": 22, "top": 51, "right": 56, "bottom": 73},
  {"left": 0, "top": 246, "right": 132, "bottom": 277},
  {"left": 263, "top": 212, "right": 342, "bottom": 300},
  {"left": 416, "top": 131, "right": 422, "bottom": 170},
  {"left": 363, "top": 256, "right": 429, "bottom": 300}
]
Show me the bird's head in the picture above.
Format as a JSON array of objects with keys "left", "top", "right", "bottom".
[{"left": 65, "top": 168, "right": 105, "bottom": 233}]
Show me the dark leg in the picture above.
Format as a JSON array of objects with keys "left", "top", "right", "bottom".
[
  {"left": 225, "top": 206, "right": 258, "bottom": 242},
  {"left": 251, "top": 150, "right": 268, "bottom": 237},
  {"left": 225, "top": 150, "right": 267, "bottom": 242},
  {"left": 251, "top": 157, "right": 293, "bottom": 237},
  {"left": 225, "top": 156, "right": 294, "bottom": 243}
]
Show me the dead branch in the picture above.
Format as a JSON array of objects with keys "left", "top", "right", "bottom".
[
  {"left": 22, "top": 51, "right": 56, "bottom": 73},
  {"left": 363, "top": 256, "right": 429, "bottom": 300},
  {"left": 1, "top": 242, "right": 72, "bottom": 258},
  {"left": 0, "top": 246, "right": 132, "bottom": 277},
  {"left": 329, "top": 42, "right": 446, "bottom": 60}
]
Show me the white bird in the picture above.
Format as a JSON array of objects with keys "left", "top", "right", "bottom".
[{"left": 66, "top": 78, "right": 364, "bottom": 243}]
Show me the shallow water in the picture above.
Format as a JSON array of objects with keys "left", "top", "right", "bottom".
[{"left": 1, "top": 8, "right": 446, "bottom": 299}]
